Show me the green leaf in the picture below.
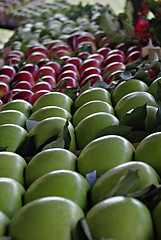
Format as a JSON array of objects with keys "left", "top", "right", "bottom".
[
  {"left": 92, "top": 81, "right": 109, "bottom": 89},
  {"left": 98, "top": 125, "right": 132, "bottom": 138},
  {"left": 125, "top": 0, "right": 134, "bottom": 23},
  {"left": 120, "top": 71, "right": 133, "bottom": 81},
  {"left": 72, "top": 218, "right": 93, "bottom": 240},
  {"left": 125, "top": 131, "right": 149, "bottom": 143},
  {"left": 41, "top": 120, "right": 71, "bottom": 151},
  {"left": 126, "top": 59, "right": 144, "bottom": 71},
  {"left": 79, "top": 81, "right": 92, "bottom": 94},
  {"left": 100, "top": 10, "right": 120, "bottom": 34},
  {"left": 64, "top": 87, "right": 78, "bottom": 101},
  {"left": 156, "top": 82, "right": 161, "bottom": 102},
  {"left": 120, "top": 104, "right": 147, "bottom": 131},
  {"left": 151, "top": 62, "right": 161, "bottom": 73},
  {"left": 154, "top": 101, "right": 161, "bottom": 128},
  {"left": 52, "top": 81, "right": 67, "bottom": 92},
  {"left": 102, "top": 168, "right": 140, "bottom": 200},
  {"left": 133, "top": 70, "right": 150, "bottom": 85},
  {"left": 127, "top": 184, "right": 161, "bottom": 211},
  {"left": 121, "top": 19, "right": 134, "bottom": 36}
]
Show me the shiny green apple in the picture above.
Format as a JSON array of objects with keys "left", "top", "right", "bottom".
[
  {"left": 0, "top": 99, "right": 32, "bottom": 118},
  {"left": 86, "top": 196, "right": 154, "bottom": 240},
  {"left": 152, "top": 200, "right": 161, "bottom": 240},
  {"left": 0, "top": 124, "right": 28, "bottom": 153},
  {"left": 29, "top": 106, "right": 72, "bottom": 122},
  {"left": 0, "top": 151, "right": 26, "bottom": 186},
  {"left": 135, "top": 132, "right": 161, "bottom": 177},
  {"left": 32, "top": 92, "right": 73, "bottom": 113},
  {"left": 9, "top": 196, "right": 84, "bottom": 240},
  {"left": 72, "top": 100, "right": 114, "bottom": 127},
  {"left": 148, "top": 76, "right": 161, "bottom": 99},
  {"left": 112, "top": 79, "right": 148, "bottom": 106},
  {"left": 25, "top": 148, "right": 77, "bottom": 187},
  {"left": 28, "top": 117, "right": 76, "bottom": 152},
  {"left": 0, "top": 177, "right": 25, "bottom": 218},
  {"left": 0, "top": 211, "right": 10, "bottom": 237},
  {"left": 77, "top": 135, "right": 134, "bottom": 177},
  {"left": 91, "top": 161, "right": 159, "bottom": 206},
  {"left": 24, "top": 170, "right": 90, "bottom": 210},
  {"left": 0, "top": 110, "right": 27, "bottom": 127},
  {"left": 115, "top": 91, "right": 157, "bottom": 119},
  {"left": 75, "top": 112, "right": 119, "bottom": 150},
  {"left": 74, "top": 87, "right": 112, "bottom": 110}
]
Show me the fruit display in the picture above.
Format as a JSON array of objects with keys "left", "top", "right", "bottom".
[{"left": 1, "top": 0, "right": 161, "bottom": 239}]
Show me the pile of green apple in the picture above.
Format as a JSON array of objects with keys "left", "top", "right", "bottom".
[{"left": 1, "top": 0, "right": 161, "bottom": 239}]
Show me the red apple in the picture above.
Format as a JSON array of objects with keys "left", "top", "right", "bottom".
[
  {"left": 55, "top": 49, "right": 71, "bottom": 59},
  {"left": 31, "top": 81, "right": 52, "bottom": 93},
  {"left": 0, "top": 99, "right": 4, "bottom": 108},
  {"left": 29, "top": 90, "right": 50, "bottom": 105},
  {"left": 58, "top": 76, "right": 78, "bottom": 87},
  {"left": 116, "top": 43, "right": 129, "bottom": 51},
  {"left": 126, "top": 50, "right": 142, "bottom": 63},
  {"left": 105, "top": 69, "right": 123, "bottom": 84},
  {"left": 97, "top": 47, "right": 111, "bottom": 59},
  {"left": 0, "top": 65, "right": 16, "bottom": 80},
  {"left": 35, "top": 66, "right": 56, "bottom": 82},
  {"left": 26, "top": 45, "right": 48, "bottom": 58},
  {"left": 60, "top": 63, "right": 78, "bottom": 74},
  {"left": 76, "top": 34, "right": 95, "bottom": 48},
  {"left": 80, "top": 74, "right": 104, "bottom": 88},
  {"left": 39, "top": 75, "right": 57, "bottom": 88},
  {"left": 0, "top": 74, "right": 12, "bottom": 85},
  {"left": 8, "top": 50, "right": 25, "bottom": 58},
  {"left": 45, "top": 61, "right": 61, "bottom": 75},
  {"left": 12, "top": 89, "right": 33, "bottom": 101},
  {"left": 80, "top": 67, "right": 101, "bottom": 82},
  {"left": 77, "top": 51, "right": 91, "bottom": 60},
  {"left": 78, "top": 59, "right": 101, "bottom": 76},
  {"left": 12, "top": 81, "right": 32, "bottom": 90},
  {"left": 4, "top": 54, "right": 21, "bottom": 64},
  {"left": 0, "top": 82, "right": 10, "bottom": 98},
  {"left": 103, "top": 62, "right": 126, "bottom": 75},
  {"left": 57, "top": 70, "right": 79, "bottom": 83},
  {"left": 126, "top": 46, "right": 142, "bottom": 56},
  {"left": 48, "top": 44, "right": 72, "bottom": 58},
  {"left": 47, "top": 40, "right": 66, "bottom": 50},
  {"left": 87, "top": 53, "right": 104, "bottom": 63},
  {"left": 103, "top": 53, "right": 125, "bottom": 67},
  {"left": 107, "top": 49, "right": 126, "bottom": 60},
  {"left": 145, "top": 69, "right": 158, "bottom": 78},
  {"left": 64, "top": 57, "right": 83, "bottom": 68},
  {"left": 13, "top": 71, "right": 35, "bottom": 86},
  {"left": 19, "top": 63, "right": 38, "bottom": 78},
  {"left": 27, "top": 52, "right": 49, "bottom": 63}
]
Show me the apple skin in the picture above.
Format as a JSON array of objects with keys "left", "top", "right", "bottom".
[
  {"left": 0, "top": 82, "right": 9, "bottom": 98},
  {"left": 0, "top": 99, "right": 32, "bottom": 118},
  {"left": 112, "top": 79, "right": 148, "bottom": 106},
  {"left": 74, "top": 87, "right": 112, "bottom": 110},
  {"left": 0, "top": 211, "right": 10, "bottom": 237},
  {"left": 152, "top": 200, "right": 161, "bottom": 239},
  {"left": 86, "top": 196, "right": 154, "bottom": 240},
  {"left": 0, "top": 151, "right": 26, "bottom": 186},
  {"left": 91, "top": 161, "right": 159, "bottom": 206},
  {"left": 0, "top": 110, "right": 27, "bottom": 127},
  {"left": 9, "top": 196, "right": 84, "bottom": 240},
  {"left": 147, "top": 76, "right": 161, "bottom": 100},
  {"left": 32, "top": 92, "right": 73, "bottom": 113},
  {"left": 25, "top": 148, "right": 77, "bottom": 187},
  {"left": 29, "top": 106, "right": 72, "bottom": 122},
  {"left": 0, "top": 177, "right": 25, "bottom": 218},
  {"left": 135, "top": 132, "right": 161, "bottom": 177},
  {"left": 0, "top": 124, "right": 28, "bottom": 153},
  {"left": 73, "top": 100, "right": 114, "bottom": 128},
  {"left": 24, "top": 170, "right": 90, "bottom": 210},
  {"left": 28, "top": 117, "right": 76, "bottom": 152},
  {"left": 145, "top": 105, "right": 158, "bottom": 132},
  {"left": 115, "top": 91, "right": 157, "bottom": 119},
  {"left": 77, "top": 135, "right": 134, "bottom": 177},
  {"left": 75, "top": 113, "right": 119, "bottom": 150}
]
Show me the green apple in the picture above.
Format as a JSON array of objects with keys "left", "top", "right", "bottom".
[
  {"left": 9, "top": 196, "right": 84, "bottom": 240},
  {"left": 0, "top": 99, "right": 32, "bottom": 118},
  {"left": 0, "top": 124, "right": 28, "bottom": 153},
  {"left": 74, "top": 87, "right": 112, "bottom": 110},
  {"left": 77, "top": 135, "right": 134, "bottom": 177},
  {"left": 115, "top": 91, "right": 157, "bottom": 119},
  {"left": 24, "top": 170, "right": 90, "bottom": 210},
  {"left": 135, "top": 132, "right": 161, "bottom": 177},
  {"left": 0, "top": 177, "right": 25, "bottom": 218},
  {"left": 91, "top": 161, "right": 159, "bottom": 206},
  {"left": 152, "top": 200, "right": 161, "bottom": 240},
  {"left": 25, "top": 148, "right": 77, "bottom": 187},
  {"left": 86, "top": 196, "right": 154, "bottom": 240},
  {"left": 75, "top": 112, "right": 119, "bottom": 150},
  {"left": 29, "top": 106, "right": 72, "bottom": 122},
  {"left": 0, "top": 110, "right": 27, "bottom": 127},
  {"left": 32, "top": 92, "right": 73, "bottom": 113},
  {"left": 28, "top": 117, "right": 76, "bottom": 152},
  {"left": 0, "top": 211, "right": 10, "bottom": 237},
  {"left": 0, "top": 151, "right": 26, "bottom": 186},
  {"left": 112, "top": 79, "right": 148, "bottom": 106},
  {"left": 145, "top": 105, "right": 158, "bottom": 132},
  {"left": 148, "top": 76, "right": 161, "bottom": 99},
  {"left": 72, "top": 100, "right": 114, "bottom": 127}
]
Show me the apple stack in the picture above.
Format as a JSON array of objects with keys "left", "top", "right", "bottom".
[{"left": 1, "top": 0, "right": 161, "bottom": 239}]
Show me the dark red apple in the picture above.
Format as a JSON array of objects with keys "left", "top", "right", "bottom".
[
  {"left": 78, "top": 58, "right": 101, "bottom": 76},
  {"left": 19, "top": 63, "right": 38, "bottom": 78},
  {"left": 13, "top": 71, "right": 35, "bottom": 86},
  {"left": 80, "top": 67, "right": 101, "bottom": 82},
  {"left": 12, "top": 81, "right": 32, "bottom": 90},
  {"left": 39, "top": 75, "right": 57, "bottom": 88},
  {"left": 0, "top": 74, "right": 12, "bottom": 85},
  {"left": 31, "top": 81, "right": 52, "bottom": 93},
  {"left": 80, "top": 74, "right": 104, "bottom": 88},
  {"left": 103, "top": 62, "right": 126, "bottom": 75},
  {"left": 29, "top": 90, "right": 50, "bottom": 105},
  {"left": 0, "top": 65, "right": 16, "bottom": 80},
  {"left": 35, "top": 66, "right": 56, "bottom": 82}
]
